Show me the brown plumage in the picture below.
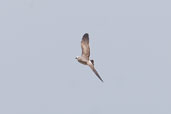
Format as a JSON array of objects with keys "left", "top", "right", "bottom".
[
  {"left": 81, "top": 33, "right": 90, "bottom": 60},
  {"left": 76, "top": 33, "right": 103, "bottom": 82}
]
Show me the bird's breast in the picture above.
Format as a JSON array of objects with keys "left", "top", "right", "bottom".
[{"left": 78, "top": 60, "right": 87, "bottom": 65}]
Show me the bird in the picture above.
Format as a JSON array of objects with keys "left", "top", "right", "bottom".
[{"left": 75, "top": 33, "right": 103, "bottom": 82}]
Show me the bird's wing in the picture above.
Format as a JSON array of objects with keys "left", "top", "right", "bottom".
[
  {"left": 81, "top": 33, "right": 90, "bottom": 60},
  {"left": 87, "top": 61, "right": 103, "bottom": 82}
]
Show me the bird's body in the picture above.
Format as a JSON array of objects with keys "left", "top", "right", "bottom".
[
  {"left": 77, "top": 56, "right": 88, "bottom": 65},
  {"left": 76, "top": 33, "right": 103, "bottom": 82}
]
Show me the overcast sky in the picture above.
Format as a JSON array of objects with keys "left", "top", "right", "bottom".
[{"left": 0, "top": 0, "right": 171, "bottom": 114}]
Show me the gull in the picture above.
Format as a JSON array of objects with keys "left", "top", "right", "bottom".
[{"left": 75, "top": 33, "right": 103, "bottom": 82}]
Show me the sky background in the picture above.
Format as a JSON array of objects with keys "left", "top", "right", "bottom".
[{"left": 0, "top": 0, "right": 171, "bottom": 114}]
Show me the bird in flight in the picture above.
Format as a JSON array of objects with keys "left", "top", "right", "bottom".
[{"left": 75, "top": 33, "right": 103, "bottom": 82}]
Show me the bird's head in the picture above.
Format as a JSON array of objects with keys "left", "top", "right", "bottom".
[
  {"left": 75, "top": 56, "right": 79, "bottom": 60},
  {"left": 75, "top": 56, "right": 78, "bottom": 59}
]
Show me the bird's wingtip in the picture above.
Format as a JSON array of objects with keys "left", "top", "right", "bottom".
[{"left": 83, "top": 33, "right": 89, "bottom": 38}]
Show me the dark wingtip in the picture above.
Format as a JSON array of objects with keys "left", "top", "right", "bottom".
[
  {"left": 100, "top": 79, "right": 104, "bottom": 83},
  {"left": 97, "top": 74, "right": 104, "bottom": 82},
  {"left": 83, "top": 33, "right": 89, "bottom": 38}
]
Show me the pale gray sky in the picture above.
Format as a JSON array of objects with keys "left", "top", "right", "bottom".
[{"left": 0, "top": 0, "right": 171, "bottom": 114}]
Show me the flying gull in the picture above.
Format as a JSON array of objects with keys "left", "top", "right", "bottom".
[{"left": 75, "top": 33, "right": 103, "bottom": 82}]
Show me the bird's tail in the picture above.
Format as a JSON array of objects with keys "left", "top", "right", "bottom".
[{"left": 90, "top": 60, "right": 94, "bottom": 65}]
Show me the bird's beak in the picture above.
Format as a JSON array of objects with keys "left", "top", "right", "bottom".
[{"left": 75, "top": 57, "right": 77, "bottom": 59}]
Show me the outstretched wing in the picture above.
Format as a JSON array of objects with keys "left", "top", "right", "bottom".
[
  {"left": 87, "top": 62, "right": 103, "bottom": 82},
  {"left": 81, "top": 33, "right": 90, "bottom": 60}
]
